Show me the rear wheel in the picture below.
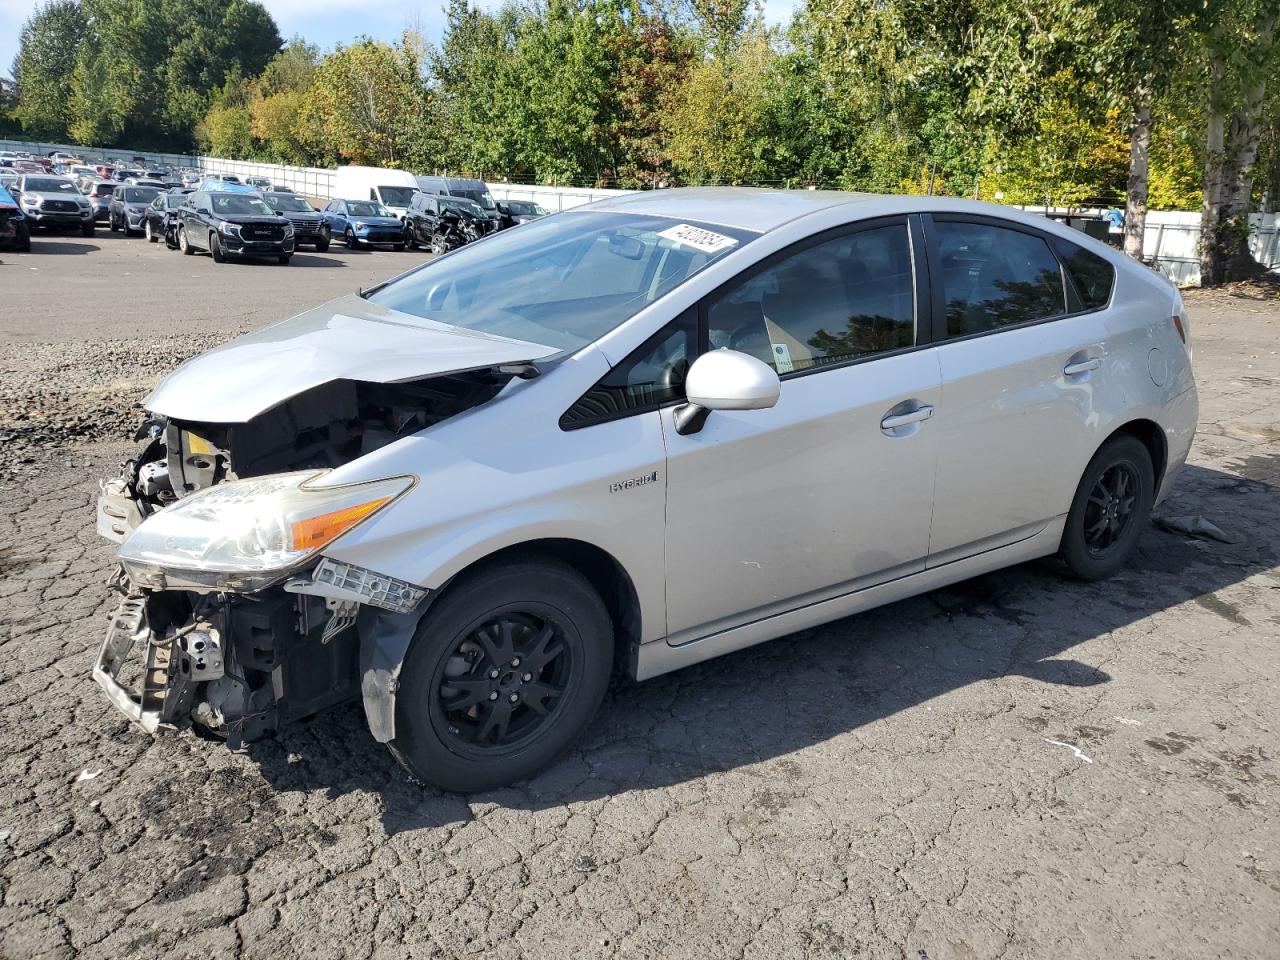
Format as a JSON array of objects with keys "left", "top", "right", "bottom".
[
  {"left": 1059, "top": 435, "right": 1154, "bottom": 580},
  {"left": 389, "top": 558, "right": 614, "bottom": 793},
  {"left": 210, "top": 232, "right": 225, "bottom": 263},
  {"left": 178, "top": 225, "right": 193, "bottom": 255},
  {"left": 145, "top": 220, "right": 156, "bottom": 242},
  {"left": 394, "top": 242, "right": 405, "bottom": 252}
]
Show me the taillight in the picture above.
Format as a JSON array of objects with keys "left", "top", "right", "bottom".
[{"left": 1171, "top": 314, "right": 1186, "bottom": 343}]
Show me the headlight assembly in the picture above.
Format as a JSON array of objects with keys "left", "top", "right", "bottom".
[
  {"left": 117, "top": 471, "right": 414, "bottom": 592},
  {"left": 217, "top": 221, "right": 241, "bottom": 236}
]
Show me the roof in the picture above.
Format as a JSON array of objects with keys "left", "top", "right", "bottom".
[{"left": 586, "top": 187, "right": 875, "bottom": 233}]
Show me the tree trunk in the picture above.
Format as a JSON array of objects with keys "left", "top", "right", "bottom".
[
  {"left": 1200, "top": 49, "right": 1228, "bottom": 286},
  {"left": 1221, "top": 76, "right": 1270, "bottom": 281},
  {"left": 1123, "top": 82, "right": 1152, "bottom": 260}
]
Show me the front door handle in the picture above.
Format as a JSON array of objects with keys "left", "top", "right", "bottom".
[
  {"left": 1064, "top": 357, "right": 1101, "bottom": 376},
  {"left": 880, "top": 404, "right": 934, "bottom": 431}
]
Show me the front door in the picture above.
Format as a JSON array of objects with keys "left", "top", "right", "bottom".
[{"left": 662, "top": 219, "right": 941, "bottom": 643}]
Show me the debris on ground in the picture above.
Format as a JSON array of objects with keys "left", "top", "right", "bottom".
[{"left": 1155, "top": 515, "right": 1242, "bottom": 543}]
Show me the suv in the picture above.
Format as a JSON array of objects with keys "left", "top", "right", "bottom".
[
  {"left": 92, "top": 189, "right": 1197, "bottom": 793},
  {"left": 175, "top": 189, "right": 295, "bottom": 263},
  {"left": 15, "top": 174, "right": 94, "bottom": 235},
  {"left": 261, "top": 192, "right": 330, "bottom": 251},
  {"left": 405, "top": 193, "right": 494, "bottom": 252},
  {"left": 415, "top": 175, "right": 503, "bottom": 231},
  {"left": 109, "top": 184, "right": 163, "bottom": 236},
  {"left": 84, "top": 179, "right": 119, "bottom": 222},
  {"left": 320, "top": 198, "right": 406, "bottom": 249}
]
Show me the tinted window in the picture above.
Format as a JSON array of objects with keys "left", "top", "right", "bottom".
[
  {"left": 123, "top": 187, "right": 161, "bottom": 203},
  {"left": 1055, "top": 238, "right": 1115, "bottom": 310},
  {"left": 935, "top": 221, "right": 1066, "bottom": 337},
  {"left": 562, "top": 309, "right": 697, "bottom": 428},
  {"left": 707, "top": 223, "right": 915, "bottom": 373}
]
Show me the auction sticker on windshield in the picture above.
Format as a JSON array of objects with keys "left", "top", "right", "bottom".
[{"left": 657, "top": 223, "right": 739, "bottom": 254}]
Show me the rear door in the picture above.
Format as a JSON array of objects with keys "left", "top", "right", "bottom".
[{"left": 922, "top": 215, "right": 1112, "bottom": 564}]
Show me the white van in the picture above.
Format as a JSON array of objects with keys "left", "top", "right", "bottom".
[{"left": 332, "top": 166, "right": 419, "bottom": 220}]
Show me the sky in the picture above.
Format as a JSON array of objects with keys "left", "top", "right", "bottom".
[{"left": 2, "top": 0, "right": 802, "bottom": 85}]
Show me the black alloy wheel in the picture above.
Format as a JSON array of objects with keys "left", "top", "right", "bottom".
[
  {"left": 1060, "top": 435, "right": 1153, "bottom": 580},
  {"left": 390, "top": 558, "right": 613, "bottom": 792}
]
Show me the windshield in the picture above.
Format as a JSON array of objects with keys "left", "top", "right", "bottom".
[
  {"left": 348, "top": 201, "right": 392, "bottom": 217},
  {"left": 441, "top": 198, "right": 484, "bottom": 217},
  {"left": 265, "top": 195, "right": 314, "bottom": 213},
  {"left": 369, "top": 212, "right": 756, "bottom": 352},
  {"left": 26, "top": 178, "right": 77, "bottom": 193},
  {"left": 123, "top": 187, "right": 161, "bottom": 203},
  {"left": 211, "top": 194, "right": 274, "bottom": 215},
  {"left": 376, "top": 186, "right": 416, "bottom": 207},
  {"left": 453, "top": 188, "right": 496, "bottom": 210}
]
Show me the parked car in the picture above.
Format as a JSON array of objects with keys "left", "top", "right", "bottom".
[
  {"left": 215, "top": 174, "right": 242, "bottom": 184},
  {"left": 0, "top": 169, "right": 19, "bottom": 193},
  {"left": 175, "top": 189, "right": 295, "bottom": 263},
  {"left": 405, "top": 193, "right": 493, "bottom": 253},
  {"left": 415, "top": 175, "right": 503, "bottom": 231},
  {"left": 95, "top": 164, "right": 118, "bottom": 179},
  {"left": 333, "top": 165, "right": 418, "bottom": 222},
  {"left": 260, "top": 192, "right": 330, "bottom": 251},
  {"left": 109, "top": 184, "right": 163, "bottom": 235},
  {"left": 0, "top": 181, "right": 31, "bottom": 251},
  {"left": 13, "top": 161, "right": 45, "bottom": 174},
  {"left": 496, "top": 199, "right": 549, "bottom": 228},
  {"left": 244, "top": 176, "right": 273, "bottom": 191},
  {"left": 16, "top": 174, "right": 94, "bottom": 234},
  {"left": 89, "top": 189, "right": 1199, "bottom": 792},
  {"left": 84, "top": 179, "right": 119, "bottom": 221},
  {"left": 143, "top": 192, "right": 188, "bottom": 245},
  {"left": 320, "top": 198, "right": 406, "bottom": 249}
]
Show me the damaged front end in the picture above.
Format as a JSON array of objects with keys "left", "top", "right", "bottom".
[{"left": 93, "top": 366, "right": 518, "bottom": 747}]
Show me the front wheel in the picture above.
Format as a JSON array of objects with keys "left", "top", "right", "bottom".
[
  {"left": 210, "top": 232, "right": 225, "bottom": 263},
  {"left": 1059, "top": 435, "right": 1154, "bottom": 581},
  {"left": 109, "top": 213, "right": 120, "bottom": 233},
  {"left": 145, "top": 220, "right": 157, "bottom": 242},
  {"left": 345, "top": 228, "right": 360, "bottom": 249},
  {"left": 82, "top": 222, "right": 94, "bottom": 237},
  {"left": 277, "top": 253, "right": 291, "bottom": 265},
  {"left": 178, "top": 225, "right": 193, "bottom": 255},
  {"left": 315, "top": 239, "right": 330, "bottom": 253},
  {"left": 430, "top": 232, "right": 447, "bottom": 255},
  {"left": 15, "top": 223, "right": 30, "bottom": 252},
  {"left": 389, "top": 558, "right": 614, "bottom": 793}
]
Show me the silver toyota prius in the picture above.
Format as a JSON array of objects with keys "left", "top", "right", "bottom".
[{"left": 95, "top": 188, "right": 1197, "bottom": 791}]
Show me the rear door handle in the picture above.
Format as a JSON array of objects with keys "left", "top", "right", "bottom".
[
  {"left": 1064, "top": 357, "right": 1101, "bottom": 376},
  {"left": 880, "top": 404, "right": 934, "bottom": 431}
]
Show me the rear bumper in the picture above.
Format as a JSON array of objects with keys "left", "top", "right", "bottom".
[{"left": 1156, "top": 383, "right": 1199, "bottom": 505}]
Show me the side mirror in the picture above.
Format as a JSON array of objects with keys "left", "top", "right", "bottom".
[{"left": 674, "top": 349, "right": 780, "bottom": 435}]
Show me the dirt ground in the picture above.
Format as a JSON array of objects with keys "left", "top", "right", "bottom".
[{"left": 1, "top": 234, "right": 1278, "bottom": 959}]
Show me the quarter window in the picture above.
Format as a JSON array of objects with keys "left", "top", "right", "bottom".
[
  {"left": 560, "top": 309, "right": 697, "bottom": 428},
  {"left": 935, "top": 221, "right": 1066, "bottom": 337},
  {"left": 706, "top": 223, "right": 915, "bottom": 373},
  {"left": 1054, "top": 238, "right": 1115, "bottom": 310}
]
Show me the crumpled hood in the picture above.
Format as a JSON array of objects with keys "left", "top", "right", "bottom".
[{"left": 144, "top": 295, "right": 558, "bottom": 423}]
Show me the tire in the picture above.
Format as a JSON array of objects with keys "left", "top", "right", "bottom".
[
  {"left": 178, "top": 225, "right": 193, "bottom": 255},
  {"left": 430, "top": 233, "right": 447, "bottom": 255},
  {"left": 210, "top": 232, "right": 225, "bottom": 263},
  {"left": 109, "top": 213, "right": 120, "bottom": 233},
  {"left": 1059, "top": 435, "right": 1154, "bottom": 581},
  {"left": 145, "top": 220, "right": 156, "bottom": 242},
  {"left": 122, "top": 217, "right": 136, "bottom": 237},
  {"left": 15, "top": 223, "right": 30, "bottom": 252},
  {"left": 277, "top": 254, "right": 291, "bottom": 265},
  {"left": 345, "top": 228, "right": 360, "bottom": 249},
  {"left": 406, "top": 231, "right": 418, "bottom": 251},
  {"left": 394, "top": 242, "right": 405, "bottom": 252},
  {"left": 315, "top": 239, "right": 330, "bottom": 253},
  {"left": 389, "top": 558, "right": 614, "bottom": 793},
  {"left": 82, "top": 222, "right": 94, "bottom": 237}
]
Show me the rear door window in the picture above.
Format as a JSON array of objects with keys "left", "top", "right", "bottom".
[
  {"left": 933, "top": 220, "right": 1066, "bottom": 337},
  {"left": 1053, "top": 238, "right": 1116, "bottom": 310}
]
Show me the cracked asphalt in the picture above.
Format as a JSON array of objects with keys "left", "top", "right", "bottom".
[{"left": 1, "top": 235, "right": 1279, "bottom": 959}]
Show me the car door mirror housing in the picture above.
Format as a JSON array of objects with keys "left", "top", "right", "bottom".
[{"left": 674, "top": 349, "right": 780, "bottom": 435}]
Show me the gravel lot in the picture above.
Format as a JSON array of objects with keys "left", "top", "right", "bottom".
[{"left": 1, "top": 233, "right": 1278, "bottom": 960}]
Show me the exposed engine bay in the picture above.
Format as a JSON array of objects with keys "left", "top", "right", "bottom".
[{"left": 94, "top": 369, "right": 517, "bottom": 745}]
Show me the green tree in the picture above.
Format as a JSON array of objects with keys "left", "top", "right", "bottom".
[{"left": 15, "top": 0, "right": 86, "bottom": 140}]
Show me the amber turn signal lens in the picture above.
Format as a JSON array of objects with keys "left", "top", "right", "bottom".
[
  {"left": 290, "top": 497, "right": 391, "bottom": 551},
  {"left": 1171, "top": 314, "right": 1186, "bottom": 343}
]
